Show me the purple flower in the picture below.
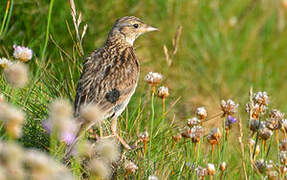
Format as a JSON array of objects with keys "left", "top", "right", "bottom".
[
  {"left": 225, "top": 115, "right": 237, "bottom": 128},
  {"left": 60, "top": 131, "right": 76, "bottom": 145}
]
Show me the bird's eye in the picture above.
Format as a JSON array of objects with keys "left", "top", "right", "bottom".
[{"left": 133, "top": 24, "right": 139, "bottom": 28}]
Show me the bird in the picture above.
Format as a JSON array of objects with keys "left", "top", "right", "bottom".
[{"left": 74, "top": 16, "right": 158, "bottom": 150}]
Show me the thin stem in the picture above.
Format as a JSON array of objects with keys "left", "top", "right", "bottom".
[
  {"left": 0, "top": 0, "right": 10, "bottom": 39},
  {"left": 41, "top": 0, "right": 55, "bottom": 60}
]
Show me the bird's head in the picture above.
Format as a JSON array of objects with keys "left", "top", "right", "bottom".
[{"left": 107, "top": 16, "right": 158, "bottom": 46}]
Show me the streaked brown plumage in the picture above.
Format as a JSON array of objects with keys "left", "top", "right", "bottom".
[{"left": 74, "top": 16, "right": 158, "bottom": 149}]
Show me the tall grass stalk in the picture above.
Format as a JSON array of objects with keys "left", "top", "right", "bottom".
[
  {"left": 0, "top": 0, "right": 11, "bottom": 39},
  {"left": 41, "top": 0, "right": 55, "bottom": 61}
]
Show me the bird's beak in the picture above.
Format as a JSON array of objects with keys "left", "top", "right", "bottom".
[{"left": 145, "top": 25, "right": 159, "bottom": 32}]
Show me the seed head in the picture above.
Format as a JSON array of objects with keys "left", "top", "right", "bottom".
[
  {"left": 94, "top": 138, "right": 120, "bottom": 163},
  {"left": 139, "top": 131, "right": 150, "bottom": 143},
  {"left": 157, "top": 86, "right": 169, "bottom": 98},
  {"left": 280, "top": 119, "right": 287, "bottom": 133},
  {"left": 190, "top": 125, "right": 204, "bottom": 143},
  {"left": 220, "top": 99, "right": 238, "bottom": 116},
  {"left": 249, "top": 119, "right": 261, "bottom": 132},
  {"left": 258, "top": 125, "right": 273, "bottom": 140},
  {"left": 207, "top": 128, "right": 222, "bottom": 145},
  {"left": 79, "top": 104, "right": 104, "bottom": 128},
  {"left": 220, "top": 162, "right": 227, "bottom": 172},
  {"left": 172, "top": 133, "right": 182, "bottom": 143},
  {"left": 4, "top": 62, "right": 29, "bottom": 88},
  {"left": 181, "top": 126, "right": 192, "bottom": 138},
  {"left": 195, "top": 107, "right": 207, "bottom": 120},
  {"left": 280, "top": 151, "right": 287, "bottom": 166},
  {"left": 125, "top": 161, "right": 138, "bottom": 174},
  {"left": 0, "top": 57, "right": 13, "bottom": 68},
  {"left": 270, "top": 109, "right": 285, "bottom": 120},
  {"left": 267, "top": 171, "right": 278, "bottom": 180},
  {"left": 253, "top": 91, "right": 269, "bottom": 106},
  {"left": 88, "top": 158, "right": 111, "bottom": 179},
  {"left": 187, "top": 117, "right": 201, "bottom": 127},
  {"left": 75, "top": 140, "right": 95, "bottom": 158},
  {"left": 13, "top": 45, "right": 33, "bottom": 62},
  {"left": 196, "top": 166, "right": 208, "bottom": 178},
  {"left": 280, "top": 139, "right": 287, "bottom": 152},
  {"left": 255, "top": 159, "right": 266, "bottom": 173},
  {"left": 144, "top": 72, "right": 163, "bottom": 85},
  {"left": 148, "top": 175, "right": 159, "bottom": 180},
  {"left": 207, "top": 163, "right": 216, "bottom": 175},
  {"left": 0, "top": 103, "right": 26, "bottom": 138}
]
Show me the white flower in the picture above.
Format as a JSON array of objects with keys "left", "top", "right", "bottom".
[
  {"left": 221, "top": 99, "right": 239, "bottom": 115},
  {"left": 207, "top": 163, "right": 216, "bottom": 175},
  {"left": 195, "top": 107, "right": 207, "bottom": 119},
  {"left": 157, "top": 86, "right": 169, "bottom": 98},
  {"left": 253, "top": 91, "right": 269, "bottom": 106},
  {"left": 125, "top": 161, "right": 138, "bottom": 174},
  {"left": 187, "top": 117, "right": 201, "bottom": 127},
  {"left": 0, "top": 57, "right": 13, "bottom": 68},
  {"left": 13, "top": 45, "right": 33, "bottom": 62},
  {"left": 144, "top": 72, "right": 163, "bottom": 85}
]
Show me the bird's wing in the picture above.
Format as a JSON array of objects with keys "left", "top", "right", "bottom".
[{"left": 74, "top": 47, "right": 139, "bottom": 117}]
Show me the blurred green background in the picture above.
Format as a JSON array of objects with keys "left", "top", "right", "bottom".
[{"left": 1, "top": 0, "right": 287, "bottom": 177}]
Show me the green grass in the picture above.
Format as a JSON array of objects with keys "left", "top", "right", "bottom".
[{"left": 1, "top": 0, "right": 287, "bottom": 179}]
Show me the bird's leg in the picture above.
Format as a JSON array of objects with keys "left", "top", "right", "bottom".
[{"left": 111, "top": 117, "right": 132, "bottom": 150}]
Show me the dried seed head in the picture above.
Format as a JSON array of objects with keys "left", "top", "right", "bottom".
[
  {"left": 4, "top": 62, "right": 29, "bottom": 88},
  {"left": 280, "top": 151, "right": 287, "bottom": 166},
  {"left": 220, "top": 162, "right": 227, "bottom": 172},
  {"left": 13, "top": 45, "right": 33, "bottom": 62},
  {"left": 144, "top": 72, "right": 163, "bottom": 85},
  {"left": 220, "top": 99, "right": 239, "bottom": 116},
  {"left": 94, "top": 138, "right": 120, "bottom": 163},
  {"left": 148, "top": 175, "right": 159, "bottom": 180},
  {"left": 75, "top": 140, "right": 95, "bottom": 158},
  {"left": 79, "top": 104, "right": 104, "bottom": 128},
  {"left": 181, "top": 126, "right": 192, "bottom": 138},
  {"left": 253, "top": 91, "right": 269, "bottom": 106},
  {"left": 139, "top": 131, "right": 149, "bottom": 143},
  {"left": 196, "top": 166, "right": 208, "bottom": 178},
  {"left": 280, "top": 139, "right": 287, "bottom": 152},
  {"left": 172, "top": 133, "right": 182, "bottom": 143},
  {"left": 0, "top": 57, "right": 14, "bottom": 68},
  {"left": 157, "top": 86, "right": 169, "bottom": 99},
  {"left": 195, "top": 107, "right": 207, "bottom": 120},
  {"left": 270, "top": 109, "right": 285, "bottom": 120},
  {"left": 49, "top": 99, "right": 73, "bottom": 120},
  {"left": 207, "top": 163, "right": 216, "bottom": 175},
  {"left": 266, "top": 118, "right": 281, "bottom": 131},
  {"left": 187, "top": 117, "right": 201, "bottom": 127},
  {"left": 88, "top": 158, "right": 111, "bottom": 179},
  {"left": 267, "top": 171, "right": 278, "bottom": 180},
  {"left": 24, "top": 149, "right": 73, "bottom": 179},
  {"left": 280, "top": 119, "right": 287, "bottom": 132},
  {"left": 190, "top": 125, "right": 204, "bottom": 143},
  {"left": 258, "top": 125, "right": 273, "bottom": 140},
  {"left": 249, "top": 119, "right": 261, "bottom": 132},
  {"left": 0, "top": 103, "right": 26, "bottom": 138},
  {"left": 255, "top": 159, "right": 266, "bottom": 173},
  {"left": 207, "top": 128, "right": 222, "bottom": 145},
  {"left": 125, "top": 161, "right": 138, "bottom": 174}
]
